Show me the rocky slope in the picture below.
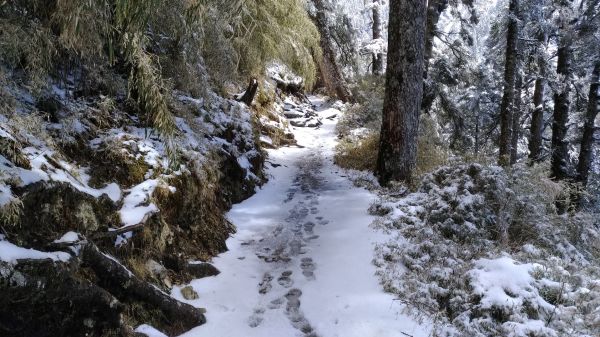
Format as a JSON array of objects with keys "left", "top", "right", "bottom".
[{"left": 0, "top": 72, "right": 299, "bottom": 336}]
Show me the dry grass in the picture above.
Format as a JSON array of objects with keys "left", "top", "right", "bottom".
[
  {"left": 127, "top": 256, "right": 151, "bottom": 280},
  {"left": 88, "top": 137, "right": 151, "bottom": 188},
  {"left": 0, "top": 19, "right": 56, "bottom": 92},
  {"left": 0, "top": 136, "right": 31, "bottom": 169},
  {"left": 334, "top": 132, "right": 379, "bottom": 171},
  {"left": 0, "top": 195, "right": 23, "bottom": 227},
  {"left": 335, "top": 115, "right": 448, "bottom": 178},
  {"left": 415, "top": 115, "right": 449, "bottom": 179}
]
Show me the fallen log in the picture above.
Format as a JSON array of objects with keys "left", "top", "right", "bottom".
[{"left": 81, "top": 243, "right": 206, "bottom": 333}]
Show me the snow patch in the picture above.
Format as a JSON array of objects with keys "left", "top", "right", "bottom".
[
  {"left": 118, "top": 179, "right": 161, "bottom": 227},
  {"left": 135, "top": 324, "right": 168, "bottom": 337},
  {"left": 0, "top": 239, "right": 71, "bottom": 264}
]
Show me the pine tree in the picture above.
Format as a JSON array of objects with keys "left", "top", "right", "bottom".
[
  {"left": 550, "top": 16, "right": 574, "bottom": 181},
  {"left": 576, "top": 60, "right": 599, "bottom": 186},
  {"left": 372, "top": 0, "right": 383, "bottom": 75},
  {"left": 528, "top": 36, "right": 547, "bottom": 163},
  {"left": 498, "top": 0, "right": 520, "bottom": 166},
  {"left": 376, "top": 0, "right": 426, "bottom": 185},
  {"left": 310, "top": 0, "right": 353, "bottom": 102}
]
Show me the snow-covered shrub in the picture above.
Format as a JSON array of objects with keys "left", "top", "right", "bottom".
[{"left": 373, "top": 163, "right": 600, "bottom": 337}]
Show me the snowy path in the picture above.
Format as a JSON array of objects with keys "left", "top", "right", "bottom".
[{"left": 175, "top": 97, "right": 431, "bottom": 337}]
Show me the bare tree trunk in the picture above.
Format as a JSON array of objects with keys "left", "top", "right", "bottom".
[
  {"left": 372, "top": 0, "right": 383, "bottom": 75},
  {"left": 498, "top": 0, "right": 519, "bottom": 166},
  {"left": 311, "top": 0, "right": 353, "bottom": 102},
  {"left": 424, "top": 0, "right": 448, "bottom": 76},
  {"left": 421, "top": 0, "right": 448, "bottom": 115},
  {"left": 376, "top": 0, "right": 426, "bottom": 185},
  {"left": 237, "top": 78, "right": 258, "bottom": 106},
  {"left": 551, "top": 35, "right": 573, "bottom": 180},
  {"left": 529, "top": 69, "right": 546, "bottom": 163},
  {"left": 576, "top": 60, "right": 599, "bottom": 186},
  {"left": 511, "top": 73, "right": 523, "bottom": 164}
]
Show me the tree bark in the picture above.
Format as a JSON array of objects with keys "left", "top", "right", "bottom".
[
  {"left": 376, "top": 0, "right": 426, "bottom": 185},
  {"left": 551, "top": 35, "right": 573, "bottom": 180},
  {"left": 528, "top": 68, "right": 546, "bottom": 163},
  {"left": 311, "top": 0, "right": 353, "bottom": 102},
  {"left": 372, "top": 0, "right": 383, "bottom": 75},
  {"left": 576, "top": 60, "right": 599, "bottom": 186},
  {"left": 237, "top": 78, "right": 258, "bottom": 106},
  {"left": 510, "top": 73, "right": 523, "bottom": 164},
  {"left": 498, "top": 0, "right": 519, "bottom": 166},
  {"left": 421, "top": 0, "right": 448, "bottom": 115},
  {"left": 424, "top": 0, "right": 448, "bottom": 76}
]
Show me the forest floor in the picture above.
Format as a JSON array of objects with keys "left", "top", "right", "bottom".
[{"left": 171, "top": 96, "right": 431, "bottom": 337}]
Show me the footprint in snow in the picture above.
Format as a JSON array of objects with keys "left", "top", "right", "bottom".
[
  {"left": 277, "top": 270, "right": 294, "bottom": 288},
  {"left": 247, "top": 307, "right": 265, "bottom": 328},
  {"left": 258, "top": 272, "right": 273, "bottom": 294},
  {"left": 300, "top": 257, "right": 316, "bottom": 280},
  {"left": 285, "top": 288, "right": 318, "bottom": 336},
  {"left": 268, "top": 297, "right": 284, "bottom": 310},
  {"left": 303, "top": 221, "right": 315, "bottom": 234}
]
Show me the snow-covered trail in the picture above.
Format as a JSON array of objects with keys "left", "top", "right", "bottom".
[{"left": 175, "top": 97, "right": 431, "bottom": 337}]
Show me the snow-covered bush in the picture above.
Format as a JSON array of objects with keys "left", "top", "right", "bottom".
[{"left": 373, "top": 163, "right": 600, "bottom": 337}]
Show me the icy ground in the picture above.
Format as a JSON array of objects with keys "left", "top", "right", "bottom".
[{"left": 174, "top": 97, "right": 431, "bottom": 337}]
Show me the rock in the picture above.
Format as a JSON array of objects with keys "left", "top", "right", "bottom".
[
  {"left": 284, "top": 111, "right": 305, "bottom": 119},
  {"left": 13, "top": 181, "right": 119, "bottom": 249},
  {"left": 305, "top": 119, "right": 322, "bottom": 128},
  {"left": 0, "top": 259, "right": 125, "bottom": 337},
  {"left": 180, "top": 286, "right": 199, "bottom": 300},
  {"left": 284, "top": 103, "right": 297, "bottom": 110},
  {"left": 186, "top": 262, "right": 220, "bottom": 279},
  {"left": 304, "top": 110, "right": 318, "bottom": 117},
  {"left": 145, "top": 259, "right": 168, "bottom": 279},
  {"left": 290, "top": 120, "right": 307, "bottom": 127}
]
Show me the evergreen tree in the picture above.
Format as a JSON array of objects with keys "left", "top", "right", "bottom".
[
  {"left": 376, "top": 0, "right": 427, "bottom": 184},
  {"left": 498, "top": 0, "right": 520, "bottom": 166}
]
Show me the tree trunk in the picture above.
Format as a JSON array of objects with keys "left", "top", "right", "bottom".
[
  {"left": 529, "top": 72, "right": 546, "bottom": 163},
  {"left": 372, "top": 0, "right": 383, "bottom": 75},
  {"left": 551, "top": 36, "right": 573, "bottom": 180},
  {"left": 237, "top": 78, "right": 258, "bottom": 106},
  {"left": 421, "top": 0, "right": 448, "bottom": 115},
  {"left": 81, "top": 244, "right": 206, "bottom": 332},
  {"left": 498, "top": 0, "right": 519, "bottom": 166},
  {"left": 311, "top": 0, "right": 353, "bottom": 102},
  {"left": 510, "top": 73, "right": 523, "bottom": 164},
  {"left": 376, "top": 0, "right": 426, "bottom": 185},
  {"left": 576, "top": 60, "right": 599, "bottom": 186},
  {"left": 424, "top": 0, "right": 448, "bottom": 76}
]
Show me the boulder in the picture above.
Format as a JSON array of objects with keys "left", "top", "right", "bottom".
[{"left": 186, "top": 262, "right": 220, "bottom": 279}]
